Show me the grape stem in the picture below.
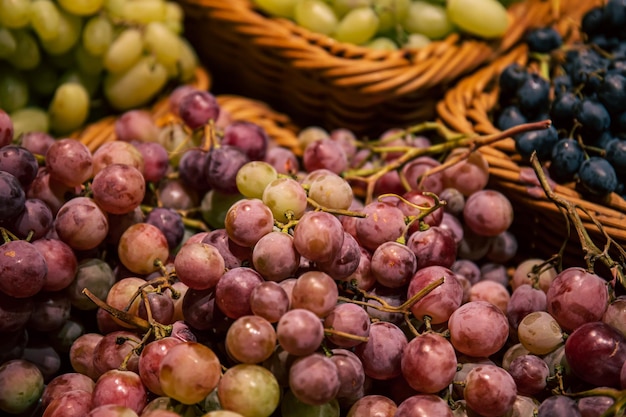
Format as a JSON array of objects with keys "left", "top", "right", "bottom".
[
  {"left": 323, "top": 328, "right": 369, "bottom": 343},
  {"left": 344, "top": 120, "right": 551, "bottom": 205},
  {"left": 529, "top": 152, "right": 626, "bottom": 290},
  {"left": 81, "top": 288, "right": 151, "bottom": 333}
]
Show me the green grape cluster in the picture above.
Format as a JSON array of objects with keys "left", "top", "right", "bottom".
[
  {"left": 252, "top": 0, "right": 512, "bottom": 50},
  {"left": 0, "top": 0, "right": 198, "bottom": 137}
]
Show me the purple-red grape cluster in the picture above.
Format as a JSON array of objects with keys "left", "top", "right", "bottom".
[{"left": 0, "top": 73, "right": 625, "bottom": 417}]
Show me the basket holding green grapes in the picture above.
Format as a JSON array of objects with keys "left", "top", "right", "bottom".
[{"left": 0, "top": 0, "right": 199, "bottom": 137}]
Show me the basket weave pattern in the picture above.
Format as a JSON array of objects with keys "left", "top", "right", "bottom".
[
  {"left": 436, "top": 8, "right": 626, "bottom": 265},
  {"left": 178, "top": 0, "right": 593, "bottom": 136}
]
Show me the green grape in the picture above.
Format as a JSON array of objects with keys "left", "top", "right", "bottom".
[
  {"left": 201, "top": 190, "right": 245, "bottom": 229},
  {"left": 6, "top": 30, "right": 40, "bottom": 70},
  {"left": 403, "top": 32, "right": 431, "bottom": 49},
  {"left": 40, "top": 9, "right": 83, "bottom": 55},
  {"left": 446, "top": 0, "right": 509, "bottom": 39},
  {"left": 29, "top": 0, "right": 61, "bottom": 41},
  {"left": 176, "top": 37, "right": 200, "bottom": 81},
  {"left": 403, "top": 0, "right": 454, "bottom": 40},
  {"left": 252, "top": 0, "right": 298, "bottom": 19},
  {"left": 103, "top": 55, "right": 169, "bottom": 110},
  {"left": 82, "top": 15, "right": 114, "bottom": 56},
  {"left": 104, "top": 0, "right": 125, "bottom": 18},
  {"left": 373, "top": 0, "right": 410, "bottom": 33},
  {"left": 294, "top": 0, "right": 338, "bottom": 36},
  {"left": 517, "top": 311, "right": 564, "bottom": 355},
  {"left": 0, "top": 0, "right": 31, "bottom": 29},
  {"left": 0, "top": 27, "right": 16, "bottom": 58},
  {"left": 367, "top": 36, "right": 398, "bottom": 50},
  {"left": 48, "top": 82, "right": 90, "bottom": 134},
  {"left": 164, "top": 1, "right": 184, "bottom": 34},
  {"left": 236, "top": 161, "right": 279, "bottom": 199},
  {"left": 0, "top": 66, "right": 29, "bottom": 112},
  {"left": 143, "top": 21, "right": 181, "bottom": 67},
  {"left": 25, "top": 65, "right": 58, "bottom": 97},
  {"left": 332, "top": 6, "right": 379, "bottom": 45},
  {"left": 280, "top": 390, "right": 340, "bottom": 417},
  {"left": 57, "top": 0, "right": 104, "bottom": 15},
  {"left": 103, "top": 28, "right": 143, "bottom": 73},
  {"left": 75, "top": 44, "right": 104, "bottom": 76},
  {"left": 121, "top": 0, "right": 167, "bottom": 24},
  {"left": 329, "top": 0, "right": 372, "bottom": 18},
  {"left": 60, "top": 69, "right": 101, "bottom": 97},
  {"left": 10, "top": 107, "right": 50, "bottom": 137}
]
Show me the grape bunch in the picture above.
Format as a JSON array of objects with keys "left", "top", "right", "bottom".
[
  {"left": 251, "top": 0, "right": 511, "bottom": 50},
  {"left": 0, "top": 0, "right": 198, "bottom": 138},
  {"left": 1, "top": 80, "right": 626, "bottom": 417},
  {"left": 495, "top": 0, "right": 626, "bottom": 198}
]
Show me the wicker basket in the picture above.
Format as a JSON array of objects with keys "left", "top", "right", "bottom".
[
  {"left": 74, "top": 67, "right": 300, "bottom": 154},
  {"left": 177, "top": 0, "right": 596, "bottom": 137},
  {"left": 436, "top": 15, "right": 626, "bottom": 268}
]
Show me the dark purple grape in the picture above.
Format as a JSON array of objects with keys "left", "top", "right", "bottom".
[
  {"left": 406, "top": 226, "right": 456, "bottom": 269},
  {"left": 598, "top": 71, "right": 626, "bottom": 115},
  {"left": 576, "top": 98, "right": 611, "bottom": 133},
  {"left": 0, "top": 290, "right": 33, "bottom": 333},
  {"left": 178, "top": 148, "right": 211, "bottom": 193},
  {"left": 525, "top": 27, "right": 563, "bottom": 53},
  {"left": 516, "top": 72, "right": 551, "bottom": 118},
  {"left": 205, "top": 145, "right": 249, "bottom": 194},
  {"left": 496, "top": 105, "right": 527, "bottom": 131},
  {"left": 550, "top": 92, "right": 580, "bottom": 130},
  {"left": 507, "top": 354, "right": 549, "bottom": 395},
  {"left": 11, "top": 198, "right": 53, "bottom": 240},
  {"left": 178, "top": 90, "right": 220, "bottom": 129},
  {"left": 564, "top": 321, "right": 626, "bottom": 388},
  {"left": 604, "top": 138, "right": 626, "bottom": 175},
  {"left": 145, "top": 207, "right": 185, "bottom": 250},
  {"left": 549, "top": 138, "right": 585, "bottom": 183},
  {"left": 0, "top": 170, "right": 26, "bottom": 219},
  {"left": 581, "top": 7, "right": 605, "bottom": 37},
  {"left": 537, "top": 395, "right": 581, "bottom": 417},
  {"left": 0, "top": 145, "right": 38, "bottom": 188},
  {"left": 577, "top": 396, "right": 615, "bottom": 417},
  {"left": 0, "top": 239, "right": 46, "bottom": 298},
  {"left": 133, "top": 141, "right": 169, "bottom": 183},
  {"left": 578, "top": 156, "right": 618, "bottom": 195},
  {"left": 498, "top": 63, "right": 529, "bottom": 100},
  {"left": 515, "top": 124, "right": 559, "bottom": 161},
  {"left": 221, "top": 121, "right": 269, "bottom": 161}
]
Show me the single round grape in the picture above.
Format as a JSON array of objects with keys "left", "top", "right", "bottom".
[
  {"left": 0, "top": 239, "right": 47, "bottom": 298},
  {"left": 69, "top": 333, "right": 103, "bottom": 380},
  {"left": 205, "top": 145, "right": 250, "bottom": 194},
  {"left": 463, "top": 189, "right": 513, "bottom": 237},
  {"left": 137, "top": 292, "right": 175, "bottom": 324},
  {"left": 395, "top": 394, "right": 453, "bottom": 417},
  {"left": 508, "top": 354, "right": 549, "bottom": 396},
  {"left": 159, "top": 342, "right": 222, "bottom": 405},
  {"left": 291, "top": 270, "right": 339, "bottom": 318},
  {"left": 0, "top": 359, "right": 44, "bottom": 415},
  {"left": 225, "top": 198, "right": 274, "bottom": 248},
  {"left": 91, "top": 163, "right": 146, "bottom": 215},
  {"left": 346, "top": 394, "right": 397, "bottom": 417},
  {"left": 118, "top": 223, "right": 169, "bottom": 275},
  {"left": 289, "top": 353, "right": 340, "bottom": 406},
  {"left": 406, "top": 225, "right": 457, "bottom": 269},
  {"left": 537, "top": 395, "right": 581, "bottom": 417},
  {"left": 55, "top": 197, "right": 109, "bottom": 251},
  {"left": 67, "top": 258, "right": 115, "bottom": 311},
  {"left": 226, "top": 315, "right": 277, "bottom": 364},
  {"left": 42, "top": 389, "right": 94, "bottom": 417},
  {"left": 603, "top": 295, "right": 626, "bottom": 337},
  {"left": 463, "top": 364, "right": 517, "bottom": 417},
  {"left": 45, "top": 138, "right": 93, "bottom": 187},
  {"left": 10, "top": 197, "right": 54, "bottom": 239},
  {"left": 564, "top": 321, "right": 626, "bottom": 388},
  {"left": 354, "top": 321, "right": 407, "bottom": 380},
  {"left": 546, "top": 267, "right": 609, "bottom": 332},
  {"left": 236, "top": 161, "right": 278, "bottom": 199},
  {"left": 0, "top": 144, "right": 38, "bottom": 188},
  {"left": 253, "top": 231, "right": 301, "bottom": 282},
  {"left": 91, "top": 141, "right": 144, "bottom": 176},
  {"left": 329, "top": 348, "right": 365, "bottom": 400},
  {"left": 92, "top": 330, "right": 142, "bottom": 377},
  {"left": 174, "top": 242, "right": 225, "bottom": 290},
  {"left": 305, "top": 169, "right": 353, "bottom": 210},
  {"left": 511, "top": 258, "right": 557, "bottom": 293},
  {"left": 0, "top": 171, "right": 26, "bottom": 219},
  {"left": 577, "top": 396, "right": 614, "bottom": 417},
  {"left": 215, "top": 267, "right": 264, "bottom": 319},
  {"left": 178, "top": 90, "right": 220, "bottom": 129},
  {"left": 302, "top": 138, "right": 348, "bottom": 174},
  {"left": 370, "top": 241, "right": 417, "bottom": 289},
  {"left": 217, "top": 364, "right": 280, "bottom": 417},
  {"left": 468, "top": 280, "right": 510, "bottom": 313},
  {"left": 401, "top": 333, "right": 457, "bottom": 393},
  {"left": 91, "top": 369, "right": 147, "bottom": 414},
  {"left": 27, "top": 290, "right": 72, "bottom": 332},
  {"left": 517, "top": 311, "right": 564, "bottom": 355},
  {"left": 250, "top": 281, "right": 290, "bottom": 323},
  {"left": 277, "top": 308, "right": 324, "bottom": 356},
  {"left": 408, "top": 265, "right": 463, "bottom": 324},
  {"left": 262, "top": 176, "right": 309, "bottom": 223},
  {"left": 145, "top": 207, "right": 185, "bottom": 250},
  {"left": 355, "top": 201, "right": 406, "bottom": 252},
  {"left": 448, "top": 301, "right": 509, "bottom": 357},
  {"left": 264, "top": 146, "right": 300, "bottom": 175},
  {"left": 293, "top": 210, "right": 345, "bottom": 263},
  {"left": 222, "top": 120, "right": 269, "bottom": 161},
  {"left": 324, "top": 303, "right": 370, "bottom": 348},
  {"left": 41, "top": 372, "right": 95, "bottom": 409},
  {"left": 134, "top": 141, "right": 169, "bottom": 183}
]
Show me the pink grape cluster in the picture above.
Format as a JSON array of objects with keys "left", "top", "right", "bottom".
[{"left": 0, "top": 83, "right": 625, "bottom": 417}]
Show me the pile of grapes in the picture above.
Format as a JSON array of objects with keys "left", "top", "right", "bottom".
[
  {"left": 0, "top": 0, "right": 198, "bottom": 138},
  {"left": 251, "top": 0, "right": 513, "bottom": 49},
  {"left": 495, "top": 0, "right": 626, "bottom": 199},
  {"left": 1, "top": 79, "right": 626, "bottom": 417}
]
